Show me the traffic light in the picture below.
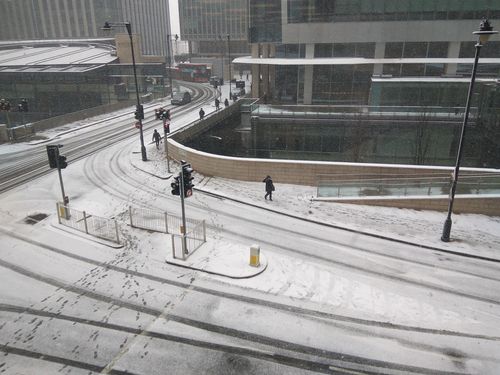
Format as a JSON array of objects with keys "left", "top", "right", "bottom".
[
  {"left": 182, "top": 162, "right": 194, "bottom": 198},
  {"left": 46, "top": 145, "right": 59, "bottom": 168},
  {"left": 134, "top": 104, "right": 144, "bottom": 120},
  {"left": 171, "top": 176, "right": 180, "bottom": 196},
  {"left": 58, "top": 155, "right": 68, "bottom": 169}
]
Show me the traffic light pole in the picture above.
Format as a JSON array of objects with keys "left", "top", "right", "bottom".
[
  {"left": 163, "top": 122, "right": 171, "bottom": 173},
  {"left": 179, "top": 171, "right": 188, "bottom": 255}
]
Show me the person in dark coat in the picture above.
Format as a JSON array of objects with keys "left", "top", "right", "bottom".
[
  {"left": 152, "top": 129, "right": 161, "bottom": 149},
  {"left": 224, "top": 98, "right": 229, "bottom": 107},
  {"left": 215, "top": 98, "right": 220, "bottom": 110},
  {"left": 199, "top": 108, "right": 205, "bottom": 119},
  {"left": 263, "top": 175, "right": 275, "bottom": 201}
]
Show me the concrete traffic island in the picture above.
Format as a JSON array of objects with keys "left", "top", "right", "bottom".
[{"left": 166, "top": 239, "right": 268, "bottom": 279}]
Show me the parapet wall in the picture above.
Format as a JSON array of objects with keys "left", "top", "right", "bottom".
[{"left": 168, "top": 104, "right": 500, "bottom": 216}]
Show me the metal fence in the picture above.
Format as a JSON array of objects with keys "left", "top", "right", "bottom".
[
  {"left": 128, "top": 206, "right": 201, "bottom": 235},
  {"left": 128, "top": 205, "right": 206, "bottom": 260},
  {"left": 317, "top": 173, "right": 500, "bottom": 198},
  {"left": 56, "top": 202, "right": 120, "bottom": 244},
  {"left": 129, "top": 206, "right": 169, "bottom": 233},
  {"left": 171, "top": 220, "right": 206, "bottom": 260}
]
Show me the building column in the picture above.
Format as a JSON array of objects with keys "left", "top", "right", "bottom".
[
  {"left": 446, "top": 42, "right": 461, "bottom": 75},
  {"left": 268, "top": 44, "right": 276, "bottom": 101},
  {"left": 261, "top": 44, "right": 270, "bottom": 101},
  {"left": 251, "top": 44, "right": 260, "bottom": 98},
  {"left": 373, "top": 42, "right": 385, "bottom": 75},
  {"left": 303, "top": 43, "right": 315, "bottom": 105}
]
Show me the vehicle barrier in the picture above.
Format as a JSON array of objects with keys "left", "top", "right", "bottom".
[
  {"left": 171, "top": 220, "right": 206, "bottom": 260},
  {"left": 56, "top": 202, "right": 120, "bottom": 244}
]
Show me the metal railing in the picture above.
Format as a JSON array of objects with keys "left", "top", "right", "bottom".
[
  {"left": 128, "top": 205, "right": 206, "bottom": 260},
  {"left": 317, "top": 173, "right": 500, "bottom": 199},
  {"left": 250, "top": 104, "right": 477, "bottom": 122},
  {"left": 171, "top": 220, "right": 206, "bottom": 261},
  {"left": 129, "top": 206, "right": 169, "bottom": 233},
  {"left": 56, "top": 202, "right": 120, "bottom": 244}
]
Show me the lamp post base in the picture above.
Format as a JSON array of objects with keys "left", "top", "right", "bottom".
[
  {"left": 441, "top": 218, "right": 452, "bottom": 242},
  {"left": 141, "top": 146, "right": 147, "bottom": 161}
]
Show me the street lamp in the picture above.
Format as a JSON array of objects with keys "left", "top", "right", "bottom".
[
  {"left": 166, "top": 34, "right": 179, "bottom": 99},
  {"left": 217, "top": 34, "right": 232, "bottom": 98},
  {"left": 102, "top": 21, "right": 147, "bottom": 161},
  {"left": 441, "top": 19, "right": 497, "bottom": 242},
  {"left": 227, "top": 34, "right": 232, "bottom": 99}
]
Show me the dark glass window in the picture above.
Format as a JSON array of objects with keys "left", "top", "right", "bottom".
[
  {"left": 355, "top": 43, "right": 376, "bottom": 58},
  {"left": 315, "top": 43, "right": 332, "bottom": 58},
  {"left": 401, "top": 64, "right": 425, "bottom": 76},
  {"left": 403, "top": 42, "right": 428, "bottom": 58},
  {"left": 459, "top": 42, "right": 476, "bottom": 58},
  {"left": 427, "top": 42, "right": 448, "bottom": 58},
  {"left": 383, "top": 64, "right": 401, "bottom": 76},
  {"left": 333, "top": 43, "right": 355, "bottom": 57},
  {"left": 385, "top": 43, "right": 403, "bottom": 58}
]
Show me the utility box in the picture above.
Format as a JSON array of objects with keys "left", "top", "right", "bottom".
[{"left": 250, "top": 244, "right": 260, "bottom": 267}]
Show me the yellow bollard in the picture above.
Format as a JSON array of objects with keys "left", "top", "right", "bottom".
[{"left": 250, "top": 244, "right": 260, "bottom": 267}]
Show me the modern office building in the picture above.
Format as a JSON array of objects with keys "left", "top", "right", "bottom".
[
  {"left": 178, "top": 0, "right": 250, "bottom": 77},
  {"left": 0, "top": 0, "right": 172, "bottom": 57},
  {"left": 236, "top": 0, "right": 500, "bottom": 105}
]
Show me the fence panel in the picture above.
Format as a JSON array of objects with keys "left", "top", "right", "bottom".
[
  {"left": 56, "top": 203, "right": 120, "bottom": 244},
  {"left": 129, "top": 206, "right": 168, "bottom": 233}
]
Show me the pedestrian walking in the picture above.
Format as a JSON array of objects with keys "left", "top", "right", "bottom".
[
  {"left": 246, "top": 73, "right": 249, "bottom": 81},
  {"left": 263, "top": 175, "right": 275, "bottom": 201},
  {"left": 224, "top": 98, "right": 229, "bottom": 107},
  {"left": 215, "top": 98, "right": 220, "bottom": 110},
  {"left": 152, "top": 129, "right": 161, "bottom": 149},
  {"left": 199, "top": 108, "right": 205, "bottom": 119}
]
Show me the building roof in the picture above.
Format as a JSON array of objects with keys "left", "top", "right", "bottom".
[{"left": 0, "top": 43, "right": 118, "bottom": 73}]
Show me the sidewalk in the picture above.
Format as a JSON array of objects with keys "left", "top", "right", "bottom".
[{"left": 131, "top": 147, "right": 500, "bottom": 263}]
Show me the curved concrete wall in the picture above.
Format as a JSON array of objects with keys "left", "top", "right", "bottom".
[{"left": 167, "top": 111, "right": 500, "bottom": 215}]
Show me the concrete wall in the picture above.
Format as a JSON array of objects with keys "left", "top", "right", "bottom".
[
  {"left": 32, "top": 100, "right": 135, "bottom": 132},
  {"left": 168, "top": 104, "right": 500, "bottom": 215}
]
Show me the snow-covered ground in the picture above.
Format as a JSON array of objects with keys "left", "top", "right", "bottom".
[{"left": 1, "top": 80, "right": 500, "bottom": 374}]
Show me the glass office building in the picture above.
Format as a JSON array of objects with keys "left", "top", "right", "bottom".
[
  {"left": 179, "top": 0, "right": 250, "bottom": 56},
  {"left": 237, "top": 0, "right": 500, "bottom": 106}
]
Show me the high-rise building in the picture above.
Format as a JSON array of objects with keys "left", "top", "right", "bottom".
[
  {"left": 178, "top": 0, "right": 250, "bottom": 77},
  {"left": 239, "top": 0, "right": 500, "bottom": 105},
  {"left": 0, "top": 0, "right": 172, "bottom": 57}
]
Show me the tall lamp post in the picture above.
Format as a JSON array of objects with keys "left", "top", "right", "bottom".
[
  {"left": 102, "top": 21, "right": 147, "bottom": 161},
  {"left": 166, "top": 34, "right": 179, "bottom": 99},
  {"left": 441, "top": 19, "right": 497, "bottom": 242},
  {"left": 227, "top": 34, "right": 232, "bottom": 99}
]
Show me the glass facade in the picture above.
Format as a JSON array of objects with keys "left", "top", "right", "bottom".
[
  {"left": 312, "top": 65, "right": 372, "bottom": 104},
  {"left": 179, "top": 0, "right": 248, "bottom": 41},
  {"left": 249, "top": 0, "right": 282, "bottom": 43},
  {"left": 287, "top": 0, "right": 500, "bottom": 23},
  {"left": 315, "top": 43, "right": 375, "bottom": 58}
]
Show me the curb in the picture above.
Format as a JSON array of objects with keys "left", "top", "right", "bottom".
[
  {"left": 165, "top": 259, "right": 268, "bottom": 279},
  {"left": 192, "top": 188, "right": 500, "bottom": 264}
]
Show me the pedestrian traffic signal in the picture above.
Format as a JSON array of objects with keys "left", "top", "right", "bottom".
[
  {"left": 46, "top": 145, "right": 59, "bottom": 168},
  {"left": 171, "top": 176, "right": 180, "bottom": 196},
  {"left": 134, "top": 104, "right": 144, "bottom": 120},
  {"left": 182, "top": 162, "right": 194, "bottom": 197},
  {"left": 58, "top": 155, "right": 68, "bottom": 169}
]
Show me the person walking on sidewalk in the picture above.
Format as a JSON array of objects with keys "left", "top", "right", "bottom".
[
  {"left": 152, "top": 129, "right": 161, "bottom": 149},
  {"left": 263, "top": 175, "right": 275, "bottom": 201},
  {"left": 199, "top": 108, "right": 205, "bottom": 120},
  {"left": 215, "top": 98, "right": 220, "bottom": 110},
  {"left": 224, "top": 98, "right": 229, "bottom": 107}
]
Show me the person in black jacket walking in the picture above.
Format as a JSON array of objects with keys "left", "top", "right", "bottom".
[
  {"left": 152, "top": 129, "right": 161, "bottom": 149},
  {"left": 263, "top": 175, "right": 275, "bottom": 201}
]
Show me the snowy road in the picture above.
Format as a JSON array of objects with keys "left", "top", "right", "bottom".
[{"left": 1, "top": 84, "right": 500, "bottom": 374}]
